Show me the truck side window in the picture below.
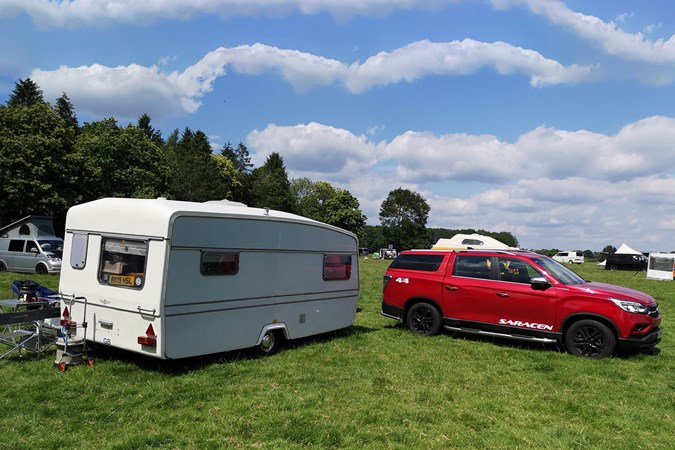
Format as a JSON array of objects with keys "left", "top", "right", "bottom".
[
  {"left": 323, "top": 254, "right": 352, "bottom": 281},
  {"left": 454, "top": 256, "right": 493, "bottom": 279},
  {"left": 98, "top": 238, "right": 148, "bottom": 289},
  {"left": 201, "top": 252, "right": 239, "bottom": 276},
  {"left": 498, "top": 257, "right": 540, "bottom": 284}
]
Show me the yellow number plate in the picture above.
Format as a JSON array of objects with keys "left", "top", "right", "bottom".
[{"left": 109, "top": 275, "right": 136, "bottom": 286}]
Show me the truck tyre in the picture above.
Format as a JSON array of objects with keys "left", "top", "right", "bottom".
[
  {"left": 609, "top": 265, "right": 617, "bottom": 271},
  {"left": 565, "top": 319, "right": 616, "bottom": 358},
  {"left": 257, "top": 330, "right": 282, "bottom": 356},
  {"left": 36, "top": 264, "right": 48, "bottom": 275},
  {"left": 0, "top": 261, "right": 6, "bottom": 272},
  {"left": 406, "top": 302, "right": 441, "bottom": 336}
]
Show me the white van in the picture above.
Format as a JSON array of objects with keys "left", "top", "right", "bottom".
[
  {"left": 553, "top": 251, "right": 584, "bottom": 265},
  {"left": 58, "top": 198, "right": 360, "bottom": 359},
  {"left": 0, "top": 216, "right": 63, "bottom": 274}
]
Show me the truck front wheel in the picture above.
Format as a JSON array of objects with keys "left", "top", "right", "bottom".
[
  {"left": 36, "top": 264, "right": 48, "bottom": 275},
  {"left": 565, "top": 319, "right": 616, "bottom": 358},
  {"left": 406, "top": 302, "right": 441, "bottom": 336}
]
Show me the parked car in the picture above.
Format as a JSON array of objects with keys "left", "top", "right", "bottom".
[
  {"left": 553, "top": 251, "right": 584, "bottom": 264},
  {"left": 604, "top": 253, "right": 648, "bottom": 271},
  {"left": 381, "top": 249, "right": 661, "bottom": 358},
  {"left": 0, "top": 216, "right": 63, "bottom": 274}
]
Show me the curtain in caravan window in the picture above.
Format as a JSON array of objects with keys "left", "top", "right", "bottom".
[
  {"left": 323, "top": 254, "right": 352, "bottom": 281},
  {"left": 201, "top": 252, "right": 239, "bottom": 275}
]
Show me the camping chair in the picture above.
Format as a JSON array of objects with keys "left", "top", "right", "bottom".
[{"left": 0, "top": 281, "right": 60, "bottom": 360}]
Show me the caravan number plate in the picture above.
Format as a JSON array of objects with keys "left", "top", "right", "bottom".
[{"left": 109, "top": 275, "right": 136, "bottom": 286}]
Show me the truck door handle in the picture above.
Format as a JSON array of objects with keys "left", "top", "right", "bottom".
[
  {"left": 445, "top": 286, "right": 459, "bottom": 291},
  {"left": 496, "top": 292, "right": 510, "bottom": 298}
]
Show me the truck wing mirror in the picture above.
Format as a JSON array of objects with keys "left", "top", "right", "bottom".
[{"left": 530, "top": 276, "right": 551, "bottom": 290}]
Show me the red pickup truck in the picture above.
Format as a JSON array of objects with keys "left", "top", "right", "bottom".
[{"left": 381, "top": 249, "right": 661, "bottom": 358}]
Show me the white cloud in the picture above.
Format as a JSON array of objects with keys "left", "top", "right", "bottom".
[
  {"left": 243, "top": 116, "right": 675, "bottom": 250},
  {"left": 492, "top": 0, "right": 675, "bottom": 65},
  {"left": 246, "top": 122, "right": 382, "bottom": 182},
  {"left": 347, "top": 39, "right": 594, "bottom": 91},
  {"left": 31, "top": 63, "right": 194, "bottom": 120},
  {"left": 380, "top": 116, "right": 675, "bottom": 184},
  {"left": 30, "top": 41, "right": 589, "bottom": 120},
  {"left": 0, "top": 0, "right": 458, "bottom": 28}
]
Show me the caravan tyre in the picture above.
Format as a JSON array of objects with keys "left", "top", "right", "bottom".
[{"left": 257, "top": 330, "right": 282, "bottom": 356}]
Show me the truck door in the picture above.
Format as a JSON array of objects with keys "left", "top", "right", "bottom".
[
  {"left": 442, "top": 254, "right": 496, "bottom": 324},
  {"left": 493, "top": 257, "right": 557, "bottom": 333}
]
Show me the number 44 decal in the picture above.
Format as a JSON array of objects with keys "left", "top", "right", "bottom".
[{"left": 395, "top": 277, "right": 409, "bottom": 284}]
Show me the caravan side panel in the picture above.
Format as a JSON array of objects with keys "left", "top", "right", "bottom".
[{"left": 162, "top": 216, "right": 359, "bottom": 359}]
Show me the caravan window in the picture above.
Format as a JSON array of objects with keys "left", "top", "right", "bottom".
[
  {"left": 323, "top": 254, "right": 352, "bottom": 281},
  {"left": 200, "top": 252, "right": 239, "bottom": 276},
  {"left": 98, "top": 238, "right": 148, "bottom": 289}
]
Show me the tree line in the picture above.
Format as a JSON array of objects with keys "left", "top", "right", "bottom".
[{"left": 0, "top": 78, "right": 518, "bottom": 252}]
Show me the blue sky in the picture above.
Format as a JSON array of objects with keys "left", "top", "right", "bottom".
[{"left": 2, "top": 0, "right": 675, "bottom": 252}]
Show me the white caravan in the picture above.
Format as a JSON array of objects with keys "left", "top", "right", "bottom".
[{"left": 58, "top": 198, "right": 359, "bottom": 359}]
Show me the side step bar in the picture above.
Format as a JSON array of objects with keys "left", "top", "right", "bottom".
[{"left": 444, "top": 325, "right": 557, "bottom": 344}]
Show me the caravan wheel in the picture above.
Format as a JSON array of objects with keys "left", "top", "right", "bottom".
[{"left": 257, "top": 330, "right": 282, "bottom": 356}]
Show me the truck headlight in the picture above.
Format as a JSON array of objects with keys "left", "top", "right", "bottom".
[{"left": 610, "top": 298, "right": 649, "bottom": 314}]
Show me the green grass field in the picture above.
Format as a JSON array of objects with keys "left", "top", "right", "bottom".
[{"left": 0, "top": 261, "right": 672, "bottom": 449}]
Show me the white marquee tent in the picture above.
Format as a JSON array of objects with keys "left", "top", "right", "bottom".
[{"left": 647, "top": 253, "right": 675, "bottom": 281}]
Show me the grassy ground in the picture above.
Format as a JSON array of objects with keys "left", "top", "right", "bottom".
[{"left": 0, "top": 261, "right": 672, "bottom": 449}]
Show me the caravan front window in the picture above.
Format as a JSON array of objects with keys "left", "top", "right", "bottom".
[{"left": 98, "top": 238, "right": 148, "bottom": 289}]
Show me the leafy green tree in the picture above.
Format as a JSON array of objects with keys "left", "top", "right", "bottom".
[
  {"left": 76, "top": 118, "right": 168, "bottom": 200},
  {"left": 359, "top": 225, "right": 387, "bottom": 251},
  {"left": 164, "top": 128, "right": 228, "bottom": 202},
  {"left": 251, "top": 152, "right": 295, "bottom": 212},
  {"left": 137, "top": 113, "right": 164, "bottom": 147},
  {"left": 324, "top": 189, "right": 367, "bottom": 235},
  {"left": 379, "top": 188, "right": 430, "bottom": 251},
  {"left": 602, "top": 245, "right": 617, "bottom": 255},
  {"left": 220, "top": 141, "right": 253, "bottom": 203},
  {"left": 222, "top": 141, "right": 253, "bottom": 173},
  {"left": 290, "top": 178, "right": 366, "bottom": 233},
  {"left": 52, "top": 93, "right": 78, "bottom": 130},
  {"left": 291, "top": 178, "right": 336, "bottom": 221},
  {"left": 7, "top": 78, "right": 45, "bottom": 107},
  {"left": 0, "top": 102, "right": 82, "bottom": 225},
  {"left": 211, "top": 153, "right": 242, "bottom": 201}
]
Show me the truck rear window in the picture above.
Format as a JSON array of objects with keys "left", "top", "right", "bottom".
[{"left": 389, "top": 254, "right": 445, "bottom": 272}]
